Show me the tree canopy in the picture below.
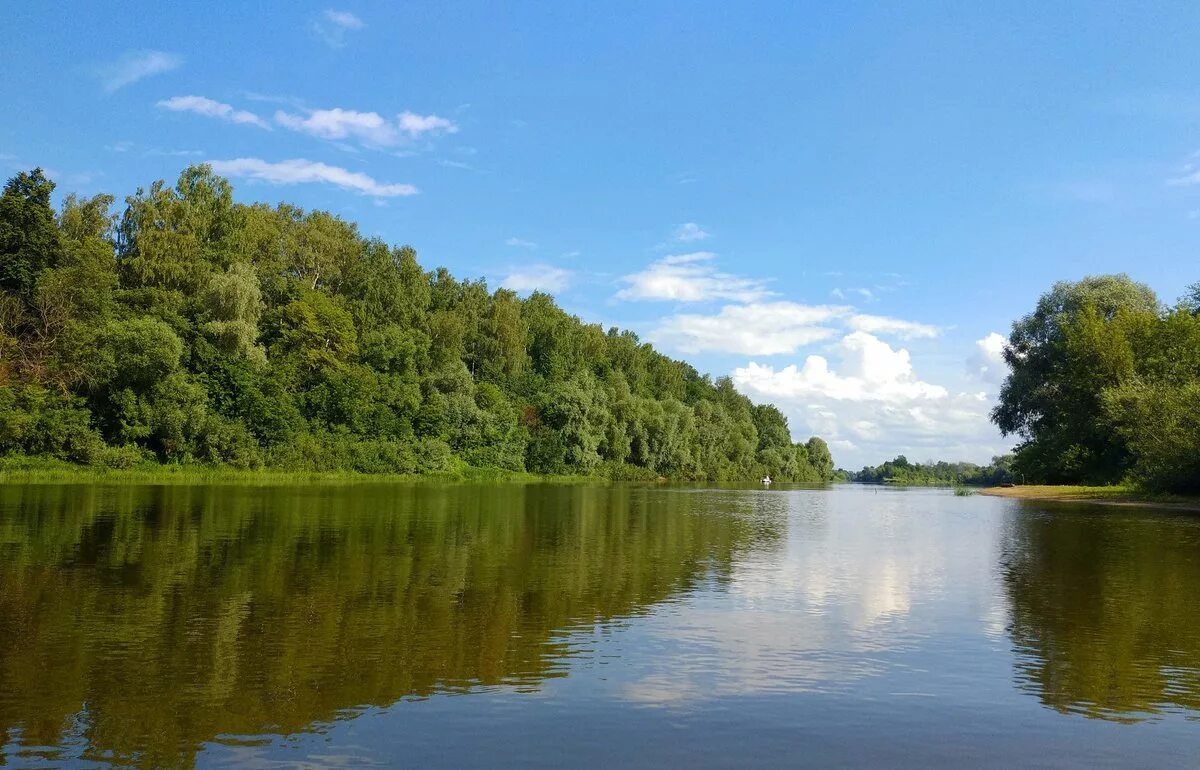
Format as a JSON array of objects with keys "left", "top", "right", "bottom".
[
  {"left": 847, "top": 454, "right": 1014, "bottom": 486},
  {"left": 0, "top": 165, "right": 833, "bottom": 481},
  {"left": 992, "top": 274, "right": 1200, "bottom": 492}
]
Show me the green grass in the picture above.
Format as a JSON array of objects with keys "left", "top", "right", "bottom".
[{"left": 0, "top": 456, "right": 595, "bottom": 487}]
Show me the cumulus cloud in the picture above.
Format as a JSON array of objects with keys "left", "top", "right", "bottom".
[
  {"left": 674, "top": 222, "right": 710, "bottom": 242},
  {"left": 650, "top": 302, "right": 848, "bottom": 355},
  {"left": 275, "top": 107, "right": 457, "bottom": 147},
  {"left": 96, "top": 50, "right": 181, "bottom": 92},
  {"left": 734, "top": 332, "right": 947, "bottom": 402},
  {"left": 847, "top": 314, "right": 940, "bottom": 339},
  {"left": 505, "top": 236, "right": 537, "bottom": 248},
  {"left": 732, "top": 332, "right": 1007, "bottom": 467},
  {"left": 312, "top": 9, "right": 364, "bottom": 47},
  {"left": 616, "top": 252, "right": 772, "bottom": 303},
  {"left": 157, "top": 96, "right": 270, "bottom": 129},
  {"left": 500, "top": 265, "right": 572, "bottom": 294},
  {"left": 970, "top": 332, "right": 1009, "bottom": 385},
  {"left": 206, "top": 158, "right": 417, "bottom": 197}
]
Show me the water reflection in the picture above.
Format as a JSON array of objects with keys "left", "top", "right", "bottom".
[
  {"left": 619, "top": 487, "right": 1007, "bottom": 706},
  {"left": 0, "top": 483, "right": 778, "bottom": 768},
  {"left": 1002, "top": 503, "right": 1200, "bottom": 722}
]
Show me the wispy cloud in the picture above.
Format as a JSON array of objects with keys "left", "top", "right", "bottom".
[
  {"left": 276, "top": 108, "right": 395, "bottom": 145},
  {"left": 501, "top": 265, "right": 572, "bottom": 294},
  {"left": 144, "top": 148, "right": 204, "bottom": 157},
  {"left": 275, "top": 107, "right": 458, "bottom": 148},
  {"left": 1166, "top": 150, "right": 1200, "bottom": 186},
  {"left": 95, "top": 50, "right": 181, "bottom": 93},
  {"left": 616, "top": 252, "right": 772, "bottom": 303},
  {"left": 157, "top": 96, "right": 270, "bottom": 129},
  {"left": 831, "top": 287, "right": 875, "bottom": 301},
  {"left": 312, "top": 9, "right": 364, "bottom": 47},
  {"left": 105, "top": 140, "right": 204, "bottom": 157},
  {"left": 504, "top": 236, "right": 537, "bottom": 248},
  {"left": 207, "top": 158, "right": 417, "bottom": 197},
  {"left": 673, "top": 222, "right": 710, "bottom": 242},
  {"left": 847, "top": 314, "right": 940, "bottom": 340},
  {"left": 397, "top": 111, "right": 458, "bottom": 138}
]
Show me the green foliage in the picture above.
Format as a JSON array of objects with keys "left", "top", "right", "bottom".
[
  {"left": 993, "top": 277, "right": 1200, "bottom": 493},
  {"left": 0, "top": 169, "right": 61, "bottom": 301},
  {"left": 851, "top": 454, "right": 1015, "bottom": 486},
  {"left": 0, "top": 164, "right": 836, "bottom": 480}
]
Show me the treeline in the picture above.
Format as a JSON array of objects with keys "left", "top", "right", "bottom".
[
  {"left": 847, "top": 454, "right": 1014, "bottom": 486},
  {"left": 0, "top": 165, "right": 833, "bottom": 480},
  {"left": 993, "top": 274, "right": 1200, "bottom": 493}
]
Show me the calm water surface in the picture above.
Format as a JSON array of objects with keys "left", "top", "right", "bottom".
[{"left": 1, "top": 482, "right": 1199, "bottom": 768}]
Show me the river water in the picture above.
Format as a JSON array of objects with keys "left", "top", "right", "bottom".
[{"left": 1, "top": 482, "right": 1198, "bottom": 768}]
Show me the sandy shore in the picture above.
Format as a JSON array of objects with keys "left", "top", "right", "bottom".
[{"left": 981, "top": 485, "right": 1200, "bottom": 512}]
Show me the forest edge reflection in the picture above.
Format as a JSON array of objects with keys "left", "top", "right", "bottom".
[{"left": 1, "top": 484, "right": 1199, "bottom": 769}]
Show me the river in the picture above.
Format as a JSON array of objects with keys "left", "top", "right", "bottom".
[{"left": 1, "top": 482, "right": 1198, "bottom": 768}]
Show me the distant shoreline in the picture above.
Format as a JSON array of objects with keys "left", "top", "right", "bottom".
[{"left": 981, "top": 485, "right": 1200, "bottom": 512}]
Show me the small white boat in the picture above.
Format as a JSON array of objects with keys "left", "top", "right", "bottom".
[{"left": 761, "top": 476, "right": 772, "bottom": 485}]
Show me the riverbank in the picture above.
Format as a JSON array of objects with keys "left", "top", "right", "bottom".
[
  {"left": 0, "top": 458, "right": 582, "bottom": 487},
  {"left": 981, "top": 485, "right": 1200, "bottom": 512}
]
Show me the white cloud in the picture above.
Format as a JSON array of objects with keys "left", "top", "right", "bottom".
[
  {"left": 674, "top": 222, "right": 710, "bottom": 242},
  {"left": 650, "top": 302, "right": 848, "bottom": 355},
  {"left": 157, "top": 96, "right": 270, "bottom": 129},
  {"left": 397, "top": 111, "right": 459, "bottom": 138},
  {"left": 144, "top": 148, "right": 204, "bottom": 157},
  {"left": 832, "top": 287, "right": 875, "bottom": 301},
  {"left": 325, "top": 9, "right": 363, "bottom": 28},
  {"left": 733, "top": 332, "right": 1008, "bottom": 467},
  {"left": 735, "top": 332, "right": 947, "bottom": 402},
  {"left": 206, "top": 158, "right": 417, "bottom": 197},
  {"left": 505, "top": 236, "right": 537, "bottom": 248},
  {"left": 500, "top": 265, "right": 572, "bottom": 294},
  {"left": 312, "top": 9, "right": 364, "bottom": 47},
  {"left": 616, "top": 252, "right": 772, "bottom": 303},
  {"left": 96, "top": 50, "right": 181, "bottom": 92},
  {"left": 847, "top": 314, "right": 940, "bottom": 339},
  {"left": 275, "top": 108, "right": 457, "bottom": 148},
  {"left": 970, "top": 332, "right": 1008, "bottom": 385},
  {"left": 275, "top": 108, "right": 395, "bottom": 145}
]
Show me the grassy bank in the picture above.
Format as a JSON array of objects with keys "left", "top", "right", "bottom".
[
  {"left": 0, "top": 457, "right": 597, "bottom": 487},
  {"left": 981, "top": 485, "right": 1200, "bottom": 511}
]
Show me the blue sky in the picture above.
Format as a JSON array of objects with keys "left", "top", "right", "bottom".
[{"left": 4, "top": 1, "right": 1199, "bottom": 467}]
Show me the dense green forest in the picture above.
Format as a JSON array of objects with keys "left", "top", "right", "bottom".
[
  {"left": 993, "top": 274, "right": 1200, "bottom": 493},
  {"left": 0, "top": 166, "right": 833, "bottom": 481},
  {"left": 848, "top": 454, "right": 1014, "bottom": 486}
]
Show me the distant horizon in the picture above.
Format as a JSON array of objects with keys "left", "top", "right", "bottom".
[{"left": 5, "top": 2, "right": 1198, "bottom": 467}]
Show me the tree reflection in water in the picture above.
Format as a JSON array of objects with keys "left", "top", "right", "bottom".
[
  {"left": 1002, "top": 503, "right": 1200, "bottom": 722},
  {"left": 0, "top": 482, "right": 780, "bottom": 768}
]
